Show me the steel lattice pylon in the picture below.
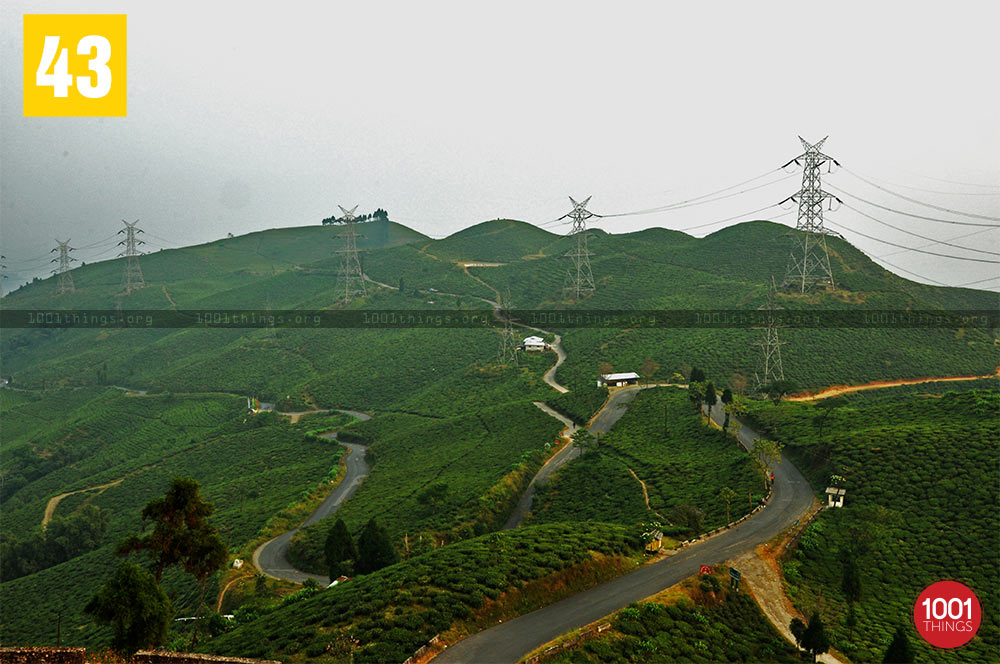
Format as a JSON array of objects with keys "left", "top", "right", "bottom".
[
  {"left": 50, "top": 239, "right": 76, "bottom": 294},
  {"left": 752, "top": 277, "right": 786, "bottom": 394},
  {"left": 496, "top": 289, "right": 519, "bottom": 367},
  {"left": 334, "top": 205, "right": 367, "bottom": 301},
  {"left": 117, "top": 220, "right": 146, "bottom": 294},
  {"left": 561, "top": 196, "right": 597, "bottom": 300},
  {"left": 781, "top": 137, "right": 840, "bottom": 292}
]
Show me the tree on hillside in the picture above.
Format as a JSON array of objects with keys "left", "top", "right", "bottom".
[
  {"left": 688, "top": 381, "right": 706, "bottom": 410},
  {"left": 323, "top": 519, "right": 358, "bottom": 581},
  {"left": 882, "top": 625, "right": 914, "bottom": 663},
  {"left": 730, "top": 373, "right": 747, "bottom": 396},
  {"left": 720, "top": 388, "right": 734, "bottom": 429},
  {"left": 186, "top": 527, "right": 228, "bottom": 644},
  {"left": 814, "top": 396, "right": 848, "bottom": 441},
  {"left": 689, "top": 367, "right": 705, "bottom": 383},
  {"left": 719, "top": 487, "right": 737, "bottom": 525},
  {"left": 417, "top": 482, "right": 449, "bottom": 509},
  {"left": 704, "top": 382, "right": 718, "bottom": 410},
  {"left": 640, "top": 357, "right": 659, "bottom": 387},
  {"left": 598, "top": 361, "right": 613, "bottom": 381},
  {"left": 571, "top": 428, "right": 597, "bottom": 454},
  {"left": 85, "top": 561, "right": 172, "bottom": 654},
  {"left": 801, "top": 612, "right": 830, "bottom": 662},
  {"left": 840, "top": 548, "right": 862, "bottom": 639},
  {"left": 752, "top": 438, "right": 783, "bottom": 489},
  {"left": 764, "top": 379, "right": 799, "bottom": 404},
  {"left": 356, "top": 519, "right": 398, "bottom": 574},
  {"left": 789, "top": 617, "right": 806, "bottom": 648},
  {"left": 670, "top": 503, "right": 704, "bottom": 534},
  {"left": 117, "top": 477, "right": 224, "bottom": 583}
]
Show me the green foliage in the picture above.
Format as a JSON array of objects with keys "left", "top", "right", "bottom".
[
  {"left": 288, "top": 404, "right": 562, "bottom": 574},
  {"left": 117, "top": 477, "right": 226, "bottom": 583},
  {"left": 325, "top": 518, "right": 357, "bottom": 580},
  {"left": 801, "top": 611, "right": 830, "bottom": 662},
  {"left": 1, "top": 504, "right": 109, "bottom": 581},
  {"left": 534, "top": 389, "right": 760, "bottom": 532},
  {"left": 84, "top": 561, "right": 172, "bottom": 654},
  {"left": 748, "top": 388, "right": 999, "bottom": 663},
  {"left": 548, "top": 587, "right": 803, "bottom": 663},
  {"left": 356, "top": 519, "right": 399, "bottom": 575},
  {"left": 883, "top": 625, "right": 914, "bottom": 664},
  {"left": 201, "top": 523, "right": 641, "bottom": 662},
  {"left": 545, "top": 383, "right": 608, "bottom": 425}
]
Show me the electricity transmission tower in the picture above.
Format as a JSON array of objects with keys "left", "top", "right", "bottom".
[
  {"left": 560, "top": 196, "right": 598, "bottom": 300},
  {"left": 334, "top": 205, "right": 367, "bottom": 301},
  {"left": 780, "top": 136, "right": 840, "bottom": 292},
  {"left": 50, "top": 240, "right": 77, "bottom": 294},
  {"left": 117, "top": 220, "right": 146, "bottom": 294},
  {"left": 753, "top": 276, "right": 786, "bottom": 394},
  {"left": 496, "top": 289, "right": 518, "bottom": 367}
]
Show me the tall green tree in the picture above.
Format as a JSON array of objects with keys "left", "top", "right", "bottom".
[
  {"left": 186, "top": 527, "right": 228, "bottom": 645},
  {"left": 325, "top": 518, "right": 358, "bottom": 579},
  {"left": 720, "top": 388, "right": 734, "bottom": 430},
  {"left": 764, "top": 379, "right": 799, "bottom": 404},
  {"left": 689, "top": 367, "right": 705, "bottom": 383},
  {"left": 85, "top": 561, "right": 172, "bottom": 655},
  {"left": 640, "top": 357, "right": 659, "bottom": 387},
  {"left": 571, "top": 428, "right": 597, "bottom": 454},
  {"left": 789, "top": 617, "right": 806, "bottom": 648},
  {"left": 801, "top": 612, "right": 830, "bottom": 663},
  {"left": 356, "top": 519, "right": 398, "bottom": 574},
  {"left": 752, "top": 438, "right": 783, "bottom": 489},
  {"left": 719, "top": 486, "right": 737, "bottom": 524},
  {"left": 882, "top": 625, "right": 914, "bottom": 663},
  {"left": 117, "top": 477, "right": 224, "bottom": 583},
  {"left": 704, "top": 382, "right": 718, "bottom": 410}
]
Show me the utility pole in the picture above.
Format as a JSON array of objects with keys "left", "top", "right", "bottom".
[
  {"left": 117, "top": 220, "right": 146, "bottom": 294},
  {"left": 50, "top": 240, "right": 76, "bottom": 294},
  {"left": 0, "top": 255, "right": 6, "bottom": 297},
  {"left": 560, "top": 196, "right": 598, "bottom": 300},
  {"left": 752, "top": 276, "right": 786, "bottom": 394},
  {"left": 780, "top": 137, "right": 840, "bottom": 292},
  {"left": 334, "top": 205, "right": 367, "bottom": 301},
  {"left": 496, "top": 289, "right": 519, "bottom": 367}
]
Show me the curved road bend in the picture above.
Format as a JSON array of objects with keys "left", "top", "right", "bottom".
[
  {"left": 503, "top": 387, "right": 642, "bottom": 530},
  {"left": 436, "top": 400, "right": 814, "bottom": 664},
  {"left": 253, "top": 411, "right": 372, "bottom": 585}
]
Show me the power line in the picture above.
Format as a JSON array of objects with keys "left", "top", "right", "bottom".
[
  {"left": 825, "top": 220, "right": 1000, "bottom": 264},
  {"left": 827, "top": 183, "right": 1000, "bottom": 228},
  {"left": 956, "top": 275, "right": 1000, "bottom": 287},
  {"left": 841, "top": 169, "right": 1000, "bottom": 221},
  {"left": 869, "top": 255, "right": 948, "bottom": 286},
  {"left": 601, "top": 169, "right": 791, "bottom": 218},
  {"left": 839, "top": 168, "right": 1000, "bottom": 196},
  {"left": 839, "top": 202, "right": 1000, "bottom": 257},
  {"left": 875, "top": 226, "right": 998, "bottom": 259},
  {"left": 678, "top": 205, "right": 788, "bottom": 232},
  {"left": 893, "top": 168, "right": 1000, "bottom": 191}
]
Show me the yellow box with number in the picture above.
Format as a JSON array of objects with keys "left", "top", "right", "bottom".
[{"left": 23, "top": 14, "right": 126, "bottom": 117}]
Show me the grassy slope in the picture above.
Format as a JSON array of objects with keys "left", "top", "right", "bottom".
[
  {"left": 529, "top": 388, "right": 760, "bottom": 532},
  {"left": 0, "top": 390, "right": 348, "bottom": 646},
  {"left": 544, "top": 575, "right": 804, "bottom": 663},
  {"left": 202, "top": 523, "right": 641, "bottom": 663},
  {"left": 744, "top": 387, "right": 999, "bottom": 663},
  {"left": 288, "top": 400, "right": 564, "bottom": 574}
]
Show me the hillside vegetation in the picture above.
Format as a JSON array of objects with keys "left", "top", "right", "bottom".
[{"left": 745, "top": 387, "right": 999, "bottom": 663}]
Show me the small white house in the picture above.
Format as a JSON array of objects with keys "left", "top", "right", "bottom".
[
  {"left": 520, "top": 335, "right": 547, "bottom": 352},
  {"left": 825, "top": 487, "right": 846, "bottom": 508},
  {"left": 599, "top": 371, "right": 640, "bottom": 387}
]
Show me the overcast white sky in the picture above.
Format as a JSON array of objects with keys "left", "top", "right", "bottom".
[{"left": 2, "top": 1, "right": 998, "bottom": 290}]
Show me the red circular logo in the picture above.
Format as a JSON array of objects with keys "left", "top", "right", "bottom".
[{"left": 913, "top": 580, "right": 981, "bottom": 649}]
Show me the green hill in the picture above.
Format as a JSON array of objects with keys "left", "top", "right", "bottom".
[{"left": 2, "top": 216, "right": 996, "bottom": 654}]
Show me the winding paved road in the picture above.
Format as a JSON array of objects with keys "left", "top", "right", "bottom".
[
  {"left": 435, "top": 398, "right": 814, "bottom": 664},
  {"left": 252, "top": 411, "right": 372, "bottom": 585}
]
